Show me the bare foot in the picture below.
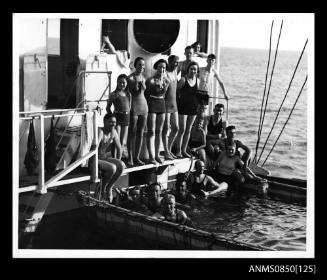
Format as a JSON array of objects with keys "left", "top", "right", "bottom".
[
  {"left": 155, "top": 156, "right": 164, "bottom": 164},
  {"left": 134, "top": 158, "right": 145, "bottom": 165},
  {"left": 164, "top": 153, "right": 174, "bottom": 160},
  {"left": 182, "top": 151, "right": 192, "bottom": 158},
  {"left": 148, "top": 158, "right": 157, "bottom": 164}
]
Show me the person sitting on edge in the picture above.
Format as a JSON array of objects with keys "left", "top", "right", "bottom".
[
  {"left": 177, "top": 46, "right": 195, "bottom": 78},
  {"left": 189, "top": 160, "right": 228, "bottom": 199},
  {"left": 90, "top": 114, "right": 125, "bottom": 202},
  {"left": 217, "top": 125, "right": 252, "bottom": 169},
  {"left": 198, "top": 54, "right": 229, "bottom": 103},
  {"left": 213, "top": 142, "right": 246, "bottom": 188},
  {"left": 191, "top": 41, "right": 208, "bottom": 58},
  {"left": 188, "top": 117, "right": 207, "bottom": 164},
  {"left": 157, "top": 194, "right": 192, "bottom": 225},
  {"left": 106, "top": 74, "right": 131, "bottom": 159},
  {"left": 116, "top": 187, "right": 152, "bottom": 215},
  {"left": 205, "top": 103, "right": 228, "bottom": 161}
]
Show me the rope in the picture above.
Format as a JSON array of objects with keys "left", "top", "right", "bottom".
[
  {"left": 261, "top": 76, "right": 307, "bottom": 167},
  {"left": 253, "top": 20, "right": 274, "bottom": 162},
  {"left": 255, "top": 20, "right": 283, "bottom": 164},
  {"left": 256, "top": 39, "right": 308, "bottom": 165}
]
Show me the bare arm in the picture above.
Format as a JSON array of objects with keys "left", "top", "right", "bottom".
[
  {"left": 213, "top": 69, "right": 229, "bottom": 100},
  {"left": 106, "top": 93, "right": 114, "bottom": 114},
  {"left": 176, "top": 77, "right": 185, "bottom": 98},
  {"left": 237, "top": 140, "right": 252, "bottom": 167}
]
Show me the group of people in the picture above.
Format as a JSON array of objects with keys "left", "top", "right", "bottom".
[{"left": 90, "top": 36, "right": 263, "bottom": 219}]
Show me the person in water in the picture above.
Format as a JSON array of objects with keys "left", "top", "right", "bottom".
[
  {"left": 117, "top": 187, "right": 152, "bottom": 215},
  {"left": 127, "top": 57, "right": 148, "bottom": 166},
  {"left": 175, "top": 61, "right": 200, "bottom": 158},
  {"left": 145, "top": 59, "right": 170, "bottom": 164},
  {"left": 163, "top": 55, "right": 180, "bottom": 160},
  {"left": 106, "top": 74, "right": 131, "bottom": 158},
  {"left": 158, "top": 194, "right": 191, "bottom": 225},
  {"left": 90, "top": 114, "right": 125, "bottom": 202},
  {"left": 145, "top": 182, "right": 163, "bottom": 214},
  {"left": 205, "top": 103, "right": 228, "bottom": 161},
  {"left": 177, "top": 46, "right": 195, "bottom": 78},
  {"left": 190, "top": 159, "right": 228, "bottom": 198}
]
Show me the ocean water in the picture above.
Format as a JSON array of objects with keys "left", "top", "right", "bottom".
[{"left": 219, "top": 47, "right": 308, "bottom": 180}]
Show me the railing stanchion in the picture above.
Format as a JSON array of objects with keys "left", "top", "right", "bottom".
[
  {"left": 92, "top": 110, "right": 99, "bottom": 183},
  {"left": 37, "top": 114, "right": 47, "bottom": 194}
]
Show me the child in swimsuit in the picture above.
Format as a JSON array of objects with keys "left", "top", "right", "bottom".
[{"left": 107, "top": 74, "right": 131, "bottom": 158}]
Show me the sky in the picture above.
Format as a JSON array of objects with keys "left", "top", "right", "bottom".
[{"left": 217, "top": 13, "right": 314, "bottom": 51}]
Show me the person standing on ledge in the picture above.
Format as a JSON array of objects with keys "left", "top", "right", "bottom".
[
  {"left": 163, "top": 55, "right": 180, "bottom": 160},
  {"left": 127, "top": 57, "right": 148, "bottom": 166},
  {"left": 198, "top": 54, "right": 230, "bottom": 104}
]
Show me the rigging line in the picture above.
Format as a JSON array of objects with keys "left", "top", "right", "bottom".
[
  {"left": 255, "top": 20, "right": 283, "bottom": 164},
  {"left": 261, "top": 75, "right": 307, "bottom": 167},
  {"left": 256, "top": 39, "right": 308, "bottom": 165},
  {"left": 253, "top": 20, "right": 274, "bottom": 163}
]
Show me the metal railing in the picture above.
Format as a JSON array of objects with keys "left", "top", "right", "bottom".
[{"left": 19, "top": 109, "right": 99, "bottom": 194}]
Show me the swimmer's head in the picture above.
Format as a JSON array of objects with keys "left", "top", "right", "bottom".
[
  {"left": 168, "top": 55, "right": 179, "bottom": 70},
  {"left": 184, "top": 46, "right": 194, "bottom": 60},
  {"left": 153, "top": 59, "right": 168, "bottom": 75},
  {"left": 195, "top": 160, "right": 205, "bottom": 174},
  {"left": 186, "top": 61, "right": 200, "bottom": 77}
]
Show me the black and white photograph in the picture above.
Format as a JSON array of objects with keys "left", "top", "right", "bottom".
[{"left": 13, "top": 13, "right": 314, "bottom": 259}]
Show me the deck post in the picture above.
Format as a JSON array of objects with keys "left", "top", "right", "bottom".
[
  {"left": 91, "top": 110, "right": 98, "bottom": 182},
  {"left": 37, "top": 113, "right": 47, "bottom": 194}
]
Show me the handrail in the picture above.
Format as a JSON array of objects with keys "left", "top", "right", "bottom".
[
  {"left": 19, "top": 108, "right": 87, "bottom": 115},
  {"left": 19, "top": 112, "right": 86, "bottom": 121}
]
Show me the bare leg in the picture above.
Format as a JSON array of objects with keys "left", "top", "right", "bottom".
[
  {"left": 146, "top": 113, "right": 156, "bottom": 163},
  {"left": 182, "top": 115, "right": 196, "bottom": 157},
  {"left": 163, "top": 113, "right": 173, "bottom": 159},
  {"left": 155, "top": 113, "right": 165, "bottom": 163},
  {"left": 127, "top": 115, "right": 138, "bottom": 165},
  {"left": 98, "top": 159, "right": 117, "bottom": 201},
  {"left": 120, "top": 125, "right": 128, "bottom": 157},
  {"left": 168, "top": 111, "right": 179, "bottom": 157},
  {"left": 104, "top": 158, "right": 125, "bottom": 202},
  {"left": 135, "top": 114, "right": 147, "bottom": 164},
  {"left": 174, "top": 114, "right": 187, "bottom": 157}
]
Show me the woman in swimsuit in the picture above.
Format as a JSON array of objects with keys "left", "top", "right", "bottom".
[
  {"left": 163, "top": 55, "right": 180, "bottom": 160},
  {"left": 145, "top": 59, "right": 170, "bottom": 164},
  {"left": 127, "top": 57, "right": 148, "bottom": 166},
  {"left": 175, "top": 61, "right": 200, "bottom": 158},
  {"left": 106, "top": 74, "right": 131, "bottom": 158}
]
